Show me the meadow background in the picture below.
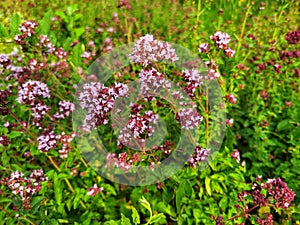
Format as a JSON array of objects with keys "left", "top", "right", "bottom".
[{"left": 0, "top": 0, "right": 299, "bottom": 224}]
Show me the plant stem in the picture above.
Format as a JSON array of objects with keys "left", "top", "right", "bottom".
[{"left": 236, "top": 0, "right": 251, "bottom": 58}]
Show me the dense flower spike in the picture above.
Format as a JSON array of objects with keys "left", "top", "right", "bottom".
[
  {"left": 261, "top": 178, "right": 296, "bottom": 209},
  {"left": 129, "top": 34, "right": 178, "bottom": 66},
  {"left": 139, "top": 67, "right": 171, "bottom": 96},
  {"left": 17, "top": 80, "right": 50, "bottom": 104},
  {"left": 0, "top": 170, "right": 47, "bottom": 208},
  {"left": 117, "top": 109, "right": 159, "bottom": 149},
  {"left": 79, "top": 82, "right": 128, "bottom": 131},
  {"left": 198, "top": 43, "right": 210, "bottom": 53},
  {"left": 188, "top": 145, "right": 210, "bottom": 167},
  {"left": 181, "top": 68, "right": 203, "bottom": 97},
  {"left": 176, "top": 108, "right": 203, "bottom": 129},
  {"left": 36, "top": 35, "right": 55, "bottom": 54},
  {"left": 53, "top": 100, "right": 75, "bottom": 120},
  {"left": 210, "top": 31, "right": 231, "bottom": 49},
  {"left": 37, "top": 127, "right": 57, "bottom": 152},
  {"left": 56, "top": 132, "right": 76, "bottom": 158},
  {"left": 31, "top": 103, "right": 50, "bottom": 128}
]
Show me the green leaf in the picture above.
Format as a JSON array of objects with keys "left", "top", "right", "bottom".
[
  {"left": 55, "top": 11, "right": 69, "bottom": 23},
  {"left": 176, "top": 180, "right": 193, "bottom": 212},
  {"left": 156, "top": 202, "right": 176, "bottom": 217},
  {"left": 277, "top": 119, "right": 291, "bottom": 131},
  {"left": 219, "top": 197, "right": 228, "bottom": 211},
  {"left": 139, "top": 196, "right": 152, "bottom": 214},
  {"left": 1, "top": 150, "right": 9, "bottom": 166},
  {"left": 8, "top": 131, "right": 22, "bottom": 138},
  {"left": 9, "top": 14, "right": 21, "bottom": 36},
  {"left": 73, "top": 27, "right": 85, "bottom": 39},
  {"left": 0, "top": 24, "right": 9, "bottom": 38},
  {"left": 205, "top": 177, "right": 211, "bottom": 196},
  {"left": 132, "top": 206, "right": 140, "bottom": 225},
  {"left": 31, "top": 196, "right": 44, "bottom": 214},
  {"left": 71, "top": 43, "right": 83, "bottom": 66},
  {"left": 53, "top": 173, "right": 63, "bottom": 204},
  {"left": 121, "top": 214, "right": 131, "bottom": 225},
  {"left": 150, "top": 213, "right": 165, "bottom": 224},
  {"left": 40, "top": 10, "right": 52, "bottom": 35},
  {"left": 291, "top": 127, "right": 300, "bottom": 139}
]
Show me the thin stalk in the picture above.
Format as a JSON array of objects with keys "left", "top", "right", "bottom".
[{"left": 236, "top": 0, "right": 251, "bottom": 58}]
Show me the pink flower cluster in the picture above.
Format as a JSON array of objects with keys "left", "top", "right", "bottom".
[
  {"left": 53, "top": 100, "right": 75, "bottom": 120},
  {"left": 210, "top": 31, "right": 235, "bottom": 57},
  {"left": 139, "top": 67, "right": 171, "bottom": 96},
  {"left": 129, "top": 34, "right": 178, "bottom": 67},
  {"left": 36, "top": 35, "right": 55, "bottom": 54},
  {"left": 256, "top": 213, "right": 273, "bottom": 225},
  {"left": 37, "top": 127, "right": 57, "bottom": 152},
  {"left": 176, "top": 108, "right": 203, "bottom": 129},
  {"left": 37, "top": 127, "right": 75, "bottom": 158},
  {"left": 17, "top": 80, "right": 50, "bottom": 104},
  {"left": 87, "top": 184, "right": 104, "bottom": 197},
  {"left": 0, "top": 170, "right": 47, "bottom": 201},
  {"left": 181, "top": 68, "right": 203, "bottom": 97},
  {"left": 56, "top": 132, "right": 76, "bottom": 158},
  {"left": 106, "top": 152, "right": 132, "bottom": 172},
  {"left": 261, "top": 178, "right": 296, "bottom": 209},
  {"left": 187, "top": 145, "right": 210, "bottom": 167},
  {"left": 14, "top": 20, "right": 38, "bottom": 44},
  {"left": 31, "top": 103, "right": 50, "bottom": 128},
  {"left": 285, "top": 29, "right": 300, "bottom": 44},
  {"left": 225, "top": 93, "right": 237, "bottom": 104},
  {"left": 118, "top": 108, "right": 159, "bottom": 149},
  {"left": 79, "top": 82, "right": 128, "bottom": 131}
]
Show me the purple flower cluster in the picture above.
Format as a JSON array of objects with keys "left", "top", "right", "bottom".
[
  {"left": 285, "top": 29, "right": 300, "bottom": 44},
  {"left": 181, "top": 68, "right": 203, "bottom": 97},
  {"left": 87, "top": 184, "right": 104, "bottom": 197},
  {"left": 129, "top": 34, "right": 178, "bottom": 67},
  {"left": 14, "top": 20, "right": 38, "bottom": 45},
  {"left": 117, "top": 108, "right": 159, "bottom": 149},
  {"left": 79, "top": 82, "right": 128, "bottom": 131},
  {"left": 261, "top": 178, "right": 296, "bottom": 209},
  {"left": 37, "top": 127, "right": 57, "bottom": 152},
  {"left": 106, "top": 152, "right": 133, "bottom": 172},
  {"left": 225, "top": 94, "right": 237, "bottom": 104},
  {"left": 210, "top": 31, "right": 231, "bottom": 49},
  {"left": 37, "top": 127, "right": 75, "bottom": 158},
  {"left": 36, "top": 35, "right": 55, "bottom": 54},
  {"left": 176, "top": 108, "right": 203, "bottom": 129},
  {"left": 56, "top": 132, "right": 76, "bottom": 158},
  {"left": 0, "top": 53, "right": 11, "bottom": 67},
  {"left": 31, "top": 103, "right": 50, "bottom": 128},
  {"left": 53, "top": 100, "right": 75, "bottom": 120},
  {"left": 153, "top": 140, "right": 174, "bottom": 155},
  {"left": 0, "top": 170, "right": 47, "bottom": 202},
  {"left": 256, "top": 213, "right": 273, "bottom": 225},
  {"left": 187, "top": 144, "right": 210, "bottom": 167},
  {"left": 17, "top": 80, "right": 50, "bottom": 104},
  {"left": 139, "top": 67, "right": 171, "bottom": 96},
  {"left": 55, "top": 47, "right": 68, "bottom": 60},
  {"left": 210, "top": 31, "right": 235, "bottom": 57},
  {"left": 198, "top": 43, "right": 210, "bottom": 53}
]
